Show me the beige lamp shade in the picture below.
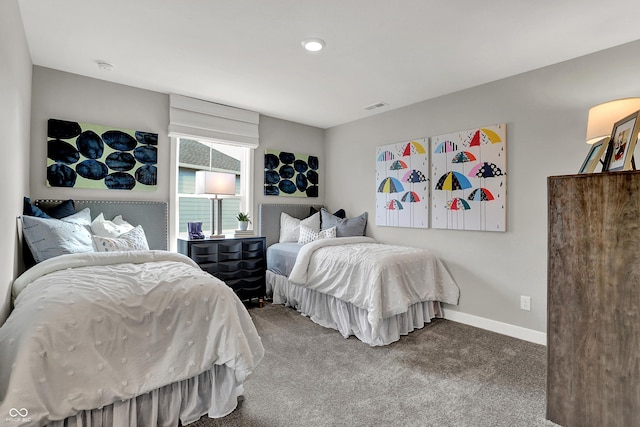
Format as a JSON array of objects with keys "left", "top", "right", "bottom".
[
  {"left": 194, "top": 171, "right": 236, "bottom": 238},
  {"left": 586, "top": 98, "right": 640, "bottom": 144},
  {"left": 195, "top": 171, "right": 236, "bottom": 195}
]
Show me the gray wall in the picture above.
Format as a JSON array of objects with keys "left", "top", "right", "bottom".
[
  {"left": 0, "top": 0, "right": 32, "bottom": 324},
  {"left": 325, "top": 39, "right": 640, "bottom": 334}
]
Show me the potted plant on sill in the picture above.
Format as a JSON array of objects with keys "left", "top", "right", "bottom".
[{"left": 236, "top": 212, "right": 251, "bottom": 231}]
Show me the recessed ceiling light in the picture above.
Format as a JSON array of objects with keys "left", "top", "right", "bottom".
[
  {"left": 364, "top": 101, "right": 388, "bottom": 111},
  {"left": 301, "top": 38, "right": 325, "bottom": 52},
  {"left": 96, "top": 60, "right": 114, "bottom": 71}
]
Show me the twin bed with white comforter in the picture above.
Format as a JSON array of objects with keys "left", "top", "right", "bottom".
[
  {"left": 259, "top": 203, "right": 460, "bottom": 346},
  {"left": 1, "top": 199, "right": 264, "bottom": 427}
]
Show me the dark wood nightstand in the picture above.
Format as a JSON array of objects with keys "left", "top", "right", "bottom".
[{"left": 177, "top": 236, "right": 266, "bottom": 306}]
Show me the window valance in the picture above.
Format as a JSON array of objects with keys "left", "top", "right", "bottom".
[{"left": 168, "top": 94, "right": 259, "bottom": 148}]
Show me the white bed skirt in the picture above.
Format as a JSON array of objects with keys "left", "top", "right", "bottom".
[
  {"left": 267, "top": 270, "right": 443, "bottom": 346},
  {"left": 47, "top": 364, "right": 242, "bottom": 427}
]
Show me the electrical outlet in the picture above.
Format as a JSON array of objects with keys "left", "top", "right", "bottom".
[{"left": 520, "top": 295, "right": 531, "bottom": 311}]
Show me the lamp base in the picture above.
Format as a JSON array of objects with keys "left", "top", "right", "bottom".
[{"left": 209, "top": 234, "right": 225, "bottom": 239}]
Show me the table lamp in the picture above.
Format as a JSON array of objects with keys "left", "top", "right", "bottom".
[
  {"left": 195, "top": 171, "right": 236, "bottom": 238},
  {"left": 586, "top": 98, "right": 640, "bottom": 144}
]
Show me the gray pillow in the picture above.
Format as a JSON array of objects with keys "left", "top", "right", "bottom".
[{"left": 321, "top": 209, "right": 367, "bottom": 237}]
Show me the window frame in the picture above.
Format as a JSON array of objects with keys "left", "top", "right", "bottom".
[{"left": 169, "top": 137, "right": 253, "bottom": 249}]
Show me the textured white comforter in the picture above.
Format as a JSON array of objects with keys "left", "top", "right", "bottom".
[
  {"left": 289, "top": 237, "right": 459, "bottom": 332},
  {"left": 0, "top": 251, "right": 264, "bottom": 426}
]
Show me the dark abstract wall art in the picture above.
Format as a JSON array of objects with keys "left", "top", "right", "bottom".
[
  {"left": 47, "top": 118, "right": 158, "bottom": 190},
  {"left": 264, "top": 149, "right": 319, "bottom": 197}
]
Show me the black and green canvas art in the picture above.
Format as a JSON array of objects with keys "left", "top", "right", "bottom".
[
  {"left": 47, "top": 118, "right": 158, "bottom": 190},
  {"left": 264, "top": 149, "right": 318, "bottom": 197}
]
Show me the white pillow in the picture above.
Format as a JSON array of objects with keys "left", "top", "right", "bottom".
[
  {"left": 92, "top": 225, "right": 149, "bottom": 252},
  {"left": 112, "top": 215, "right": 130, "bottom": 226},
  {"left": 279, "top": 212, "right": 320, "bottom": 243},
  {"left": 60, "top": 208, "right": 92, "bottom": 227},
  {"left": 22, "top": 208, "right": 94, "bottom": 262},
  {"left": 91, "top": 213, "right": 135, "bottom": 237},
  {"left": 298, "top": 225, "right": 336, "bottom": 245}
]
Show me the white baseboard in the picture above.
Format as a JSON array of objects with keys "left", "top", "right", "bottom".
[{"left": 443, "top": 310, "right": 547, "bottom": 346}]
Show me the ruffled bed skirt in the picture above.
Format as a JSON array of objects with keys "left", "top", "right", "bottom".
[
  {"left": 267, "top": 270, "right": 443, "bottom": 346},
  {"left": 48, "top": 364, "right": 242, "bottom": 427}
]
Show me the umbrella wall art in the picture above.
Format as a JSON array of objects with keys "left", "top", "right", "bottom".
[
  {"left": 264, "top": 149, "right": 319, "bottom": 197},
  {"left": 375, "top": 138, "right": 429, "bottom": 228},
  {"left": 47, "top": 118, "right": 158, "bottom": 190},
  {"left": 431, "top": 124, "right": 506, "bottom": 231}
]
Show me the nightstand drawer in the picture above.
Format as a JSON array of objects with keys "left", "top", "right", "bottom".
[
  {"left": 190, "top": 243, "right": 218, "bottom": 256},
  {"left": 217, "top": 260, "right": 242, "bottom": 272},
  {"left": 243, "top": 241, "right": 263, "bottom": 252},
  {"left": 243, "top": 249, "right": 263, "bottom": 260},
  {"left": 215, "top": 270, "right": 241, "bottom": 281},
  {"left": 240, "top": 268, "right": 263, "bottom": 279},
  {"left": 199, "top": 263, "right": 218, "bottom": 275},
  {"left": 240, "top": 276, "right": 265, "bottom": 292},
  {"left": 192, "top": 253, "right": 217, "bottom": 264},
  {"left": 217, "top": 241, "right": 242, "bottom": 253},
  {"left": 218, "top": 251, "right": 242, "bottom": 262},
  {"left": 242, "top": 259, "right": 263, "bottom": 270},
  {"left": 226, "top": 276, "right": 264, "bottom": 293}
]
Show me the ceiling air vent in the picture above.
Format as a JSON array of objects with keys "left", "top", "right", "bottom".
[{"left": 364, "top": 101, "right": 388, "bottom": 111}]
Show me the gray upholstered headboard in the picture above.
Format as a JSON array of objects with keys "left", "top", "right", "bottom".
[
  {"left": 35, "top": 199, "right": 168, "bottom": 250},
  {"left": 258, "top": 203, "right": 323, "bottom": 248}
]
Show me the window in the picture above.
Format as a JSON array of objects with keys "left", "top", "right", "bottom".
[{"left": 176, "top": 138, "right": 251, "bottom": 236}]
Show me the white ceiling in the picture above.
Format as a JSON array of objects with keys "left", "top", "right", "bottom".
[{"left": 18, "top": 0, "right": 640, "bottom": 129}]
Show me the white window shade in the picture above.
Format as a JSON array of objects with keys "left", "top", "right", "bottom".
[{"left": 169, "top": 94, "right": 259, "bottom": 148}]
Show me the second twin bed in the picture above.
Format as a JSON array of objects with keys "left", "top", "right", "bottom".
[{"left": 259, "top": 203, "right": 460, "bottom": 346}]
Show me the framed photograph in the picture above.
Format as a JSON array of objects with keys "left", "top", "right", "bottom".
[
  {"left": 603, "top": 110, "right": 640, "bottom": 172},
  {"left": 578, "top": 138, "right": 608, "bottom": 174}
]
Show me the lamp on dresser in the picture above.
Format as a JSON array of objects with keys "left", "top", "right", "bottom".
[
  {"left": 195, "top": 170, "right": 236, "bottom": 238},
  {"left": 586, "top": 97, "right": 640, "bottom": 144}
]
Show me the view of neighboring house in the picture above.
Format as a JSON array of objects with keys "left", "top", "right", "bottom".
[{"left": 177, "top": 139, "right": 241, "bottom": 234}]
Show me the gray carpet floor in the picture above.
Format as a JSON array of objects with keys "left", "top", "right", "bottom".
[{"left": 191, "top": 303, "right": 559, "bottom": 427}]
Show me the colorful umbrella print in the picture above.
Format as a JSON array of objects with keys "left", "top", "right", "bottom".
[
  {"left": 402, "top": 169, "right": 427, "bottom": 183},
  {"left": 401, "top": 141, "right": 426, "bottom": 156},
  {"left": 389, "top": 160, "right": 408, "bottom": 170},
  {"left": 447, "top": 198, "right": 471, "bottom": 210},
  {"left": 467, "top": 187, "right": 496, "bottom": 231},
  {"left": 434, "top": 140, "right": 458, "bottom": 153},
  {"left": 386, "top": 199, "right": 403, "bottom": 210},
  {"left": 401, "top": 191, "right": 420, "bottom": 202},
  {"left": 468, "top": 188, "right": 495, "bottom": 201},
  {"left": 468, "top": 162, "right": 504, "bottom": 178},
  {"left": 451, "top": 151, "right": 477, "bottom": 163},
  {"left": 377, "top": 176, "right": 404, "bottom": 193},
  {"left": 468, "top": 128, "right": 502, "bottom": 146},
  {"left": 435, "top": 171, "right": 472, "bottom": 191},
  {"left": 377, "top": 150, "right": 395, "bottom": 161}
]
